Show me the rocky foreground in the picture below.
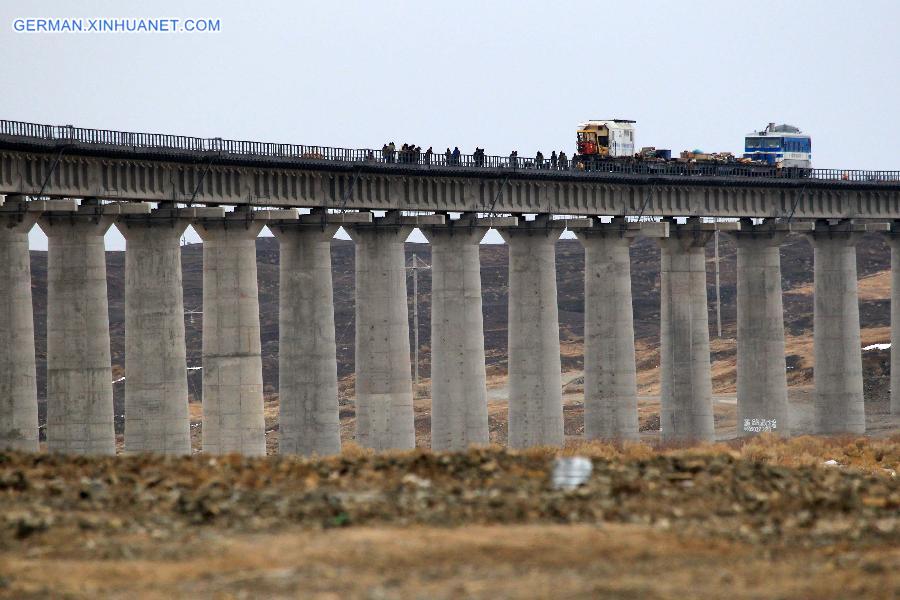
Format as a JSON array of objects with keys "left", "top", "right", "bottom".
[{"left": 1, "top": 436, "right": 899, "bottom": 599}]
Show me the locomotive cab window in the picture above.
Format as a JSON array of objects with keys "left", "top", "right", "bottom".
[{"left": 746, "top": 137, "right": 763, "bottom": 149}]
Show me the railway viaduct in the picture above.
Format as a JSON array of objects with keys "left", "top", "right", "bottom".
[{"left": 1, "top": 121, "right": 900, "bottom": 455}]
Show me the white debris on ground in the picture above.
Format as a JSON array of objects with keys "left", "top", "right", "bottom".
[
  {"left": 862, "top": 343, "right": 891, "bottom": 351},
  {"left": 822, "top": 460, "right": 896, "bottom": 478},
  {"left": 552, "top": 456, "right": 593, "bottom": 490}
]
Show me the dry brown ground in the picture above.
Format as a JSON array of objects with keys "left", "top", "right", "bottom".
[
  {"left": 786, "top": 267, "right": 891, "bottom": 301},
  {"left": 2, "top": 437, "right": 899, "bottom": 599},
  {"left": 4, "top": 524, "right": 899, "bottom": 599}
]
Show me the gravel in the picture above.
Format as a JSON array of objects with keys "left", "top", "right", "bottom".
[{"left": 2, "top": 444, "right": 898, "bottom": 551}]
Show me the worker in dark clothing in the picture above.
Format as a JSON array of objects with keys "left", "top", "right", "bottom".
[
  {"left": 445, "top": 148, "right": 452, "bottom": 165},
  {"left": 509, "top": 150, "right": 518, "bottom": 168},
  {"left": 425, "top": 146, "right": 433, "bottom": 165},
  {"left": 452, "top": 146, "right": 461, "bottom": 166},
  {"left": 558, "top": 151, "right": 567, "bottom": 170},
  {"left": 550, "top": 150, "right": 558, "bottom": 170},
  {"left": 388, "top": 141, "right": 396, "bottom": 163},
  {"left": 536, "top": 151, "right": 544, "bottom": 169}
]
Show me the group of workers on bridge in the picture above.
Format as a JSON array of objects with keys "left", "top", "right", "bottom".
[
  {"left": 378, "top": 141, "right": 569, "bottom": 169},
  {"left": 381, "top": 141, "right": 431, "bottom": 164},
  {"left": 525, "top": 149, "right": 569, "bottom": 170}
]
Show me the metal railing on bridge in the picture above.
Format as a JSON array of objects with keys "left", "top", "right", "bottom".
[{"left": 2, "top": 119, "right": 898, "bottom": 183}]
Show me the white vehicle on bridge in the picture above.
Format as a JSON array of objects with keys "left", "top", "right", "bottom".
[
  {"left": 576, "top": 119, "right": 636, "bottom": 158},
  {"left": 743, "top": 123, "right": 812, "bottom": 169}
]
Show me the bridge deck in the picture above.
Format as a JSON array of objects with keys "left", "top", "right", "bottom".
[{"left": 2, "top": 119, "right": 899, "bottom": 191}]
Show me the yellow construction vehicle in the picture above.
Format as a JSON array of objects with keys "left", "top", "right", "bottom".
[{"left": 576, "top": 119, "right": 636, "bottom": 158}]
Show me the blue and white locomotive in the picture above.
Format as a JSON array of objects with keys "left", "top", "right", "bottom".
[{"left": 743, "top": 123, "right": 811, "bottom": 168}]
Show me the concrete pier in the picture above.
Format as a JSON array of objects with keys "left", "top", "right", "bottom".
[
  {"left": 886, "top": 225, "right": 900, "bottom": 417},
  {"left": 576, "top": 219, "right": 667, "bottom": 441},
  {"left": 422, "top": 215, "right": 516, "bottom": 450},
  {"left": 39, "top": 201, "right": 149, "bottom": 454},
  {"left": 195, "top": 209, "right": 289, "bottom": 456},
  {"left": 116, "top": 206, "right": 223, "bottom": 455},
  {"left": 657, "top": 219, "right": 738, "bottom": 443},
  {"left": 348, "top": 212, "right": 444, "bottom": 450},
  {"left": 807, "top": 220, "right": 886, "bottom": 434},
  {"left": 0, "top": 207, "right": 39, "bottom": 451},
  {"left": 729, "top": 220, "right": 812, "bottom": 436},
  {"left": 499, "top": 215, "right": 590, "bottom": 448},
  {"left": 270, "top": 211, "right": 370, "bottom": 456},
  {"left": 0, "top": 199, "right": 74, "bottom": 450}
]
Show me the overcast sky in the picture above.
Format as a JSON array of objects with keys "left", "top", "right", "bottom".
[{"left": 2, "top": 0, "right": 898, "bottom": 249}]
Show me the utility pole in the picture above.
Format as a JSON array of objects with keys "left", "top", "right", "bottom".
[
  {"left": 184, "top": 307, "right": 203, "bottom": 403},
  {"left": 406, "top": 253, "right": 431, "bottom": 388}
]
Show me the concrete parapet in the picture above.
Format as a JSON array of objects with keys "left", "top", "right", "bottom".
[
  {"left": 807, "top": 219, "right": 887, "bottom": 434},
  {"left": 0, "top": 198, "right": 74, "bottom": 450},
  {"left": 576, "top": 218, "right": 667, "bottom": 441},
  {"left": 421, "top": 214, "right": 516, "bottom": 450},
  {"left": 268, "top": 210, "right": 371, "bottom": 456},
  {"left": 656, "top": 218, "right": 738, "bottom": 443},
  {"left": 498, "top": 214, "right": 590, "bottom": 448},
  {"left": 38, "top": 200, "right": 150, "bottom": 454},
  {"left": 194, "top": 208, "right": 292, "bottom": 455},
  {"left": 115, "top": 205, "right": 224, "bottom": 455},
  {"left": 727, "top": 219, "right": 812, "bottom": 437},
  {"left": 347, "top": 211, "right": 444, "bottom": 450}
]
